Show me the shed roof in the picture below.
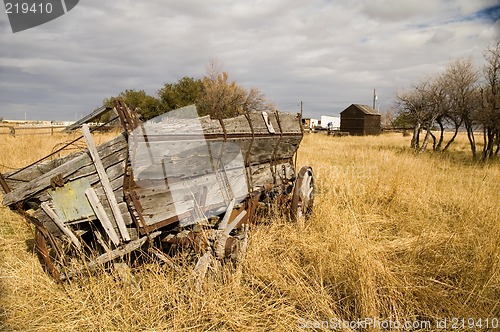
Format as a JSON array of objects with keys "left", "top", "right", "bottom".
[{"left": 341, "top": 104, "right": 380, "bottom": 116}]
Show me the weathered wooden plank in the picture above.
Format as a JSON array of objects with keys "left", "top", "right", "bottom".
[
  {"left": 32, "top": 208, "right": 64, "bottom": 237},
  {"left": 88, "top": 231, "right": 161, "bottom": 267},
  {"left": 131, "top": 139, "right": 251, "bottom": 182},
  {"left": 81, "top": 167, "right": 125, "bottom": 199},
  {"left": 246, "top": 137, "right": 280, "bottom": 163},
  {"left": 40, "top": 202, "right": 82, "bottom": 249},
  {"left": 82, "top": 125, "right": 130, "bottom": 242},
  {"left": 133, "top": 159, "right": 292, "bottom": 217},
  {"left": 94, "top": 186, "right": 124, "bottom": 204},
  {"left": 146, "top": 108, "right": 285, "bottom": 137},
  {"left": 5, "top": 131, "right": 126, "bottom": 184},
  {"left": 93, "top": 188, "right": 133, "bottom": 228},
  {"left": 218, "top": 198, "right": 235, "bottom": 230},
  {"left": 247, "top": 111, "right": 270, "bottom": 134},
  {"left": 135, "top": 167, "right": 247, "bottom": 203},
  {"left": 136, "top": 118, "right": 206, "bottom": 136},
  {"left": 213, "top": 136, "right": 298, "bottom": 164},
  {"left": 261, "top": 112, "right": 276, "bottom": 134},
  {"left": 2, "top": 133, "right": 127, "bottom": 206},
  {"left": 266, "top": 112, "right": 281, "bottom": 134},
  {"left": 4, "top": 150, "right": 86, "bottom": 192},
  {"left": 67, "top": 148, "right": 128, "bottom": 183},
  {"left": 30, "top": 154, "right": 126, "bottom": 206},
  {"left": 199, "top": 116, "right": 223, "bottom": 135},
  {"left": 135, "top": 167, "right": 247, "bottom": 226},
  {"left": 61, "top": 231, "right": 162, "bottom": 280},
  {"left": 130, "top": 135, "right": 298, "bottom": 183},
  {"left": 3, "top": 157, "right": 90, "bottom": 206},
  {"left": 222, "top": 115, "right": 252, "bottom": 134},
  {"left": 271, "top": 136, "right": 302, "bottom": 158},
  {"left": 248, "top": 161, "right": 295, "bottom": 190},
  {"left": 275, "top": 111, "right": 302, "bottom": 133},
  {"left": 131, "top": 141, "right": 213, "bottom": 180},
  {"left": 137, "top": 183, "right": 230, "bottom": 225},
  {"left": 118, "top": 202, "right": 133, "bottom": 226},
  {"left": 85, "top": 187, "right": 120, "bottom": 246}
]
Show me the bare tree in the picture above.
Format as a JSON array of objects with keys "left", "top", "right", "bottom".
[
  {"left": 433, "top": 73, "right": 456, "bottom": 151},
  {"left": 479, "top": 41, "right": 500, "bottom": 161},
  {"left": 443, "top": 58, "right": 480, "bottom": 159},
  {"left": 396, "top": 79, "right": 443, "bottom": 152},
  {"left": 396, "top": 85, "right": 426, "bottom": 151},
  {"left": 394, "top": 60, "right": 483, "bottom": 155},
  {"left": 198, "top": 62, "right": 274, "bottom": 119},
  {"left": 418, "top": 80, "right": 448, "bottom": 152},
  {"left": 381, "top": 107, "right": 397, "bottom": 129}
]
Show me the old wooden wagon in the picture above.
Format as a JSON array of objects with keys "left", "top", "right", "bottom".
[{"left": 0, "top": 102, "right": 314, "bottom": 281}]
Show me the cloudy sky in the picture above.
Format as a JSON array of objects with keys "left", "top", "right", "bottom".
[{"left": 1, "top": 0, "right": 499, "bottom": 121}]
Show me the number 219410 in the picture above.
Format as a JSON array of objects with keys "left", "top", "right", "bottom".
[
  {"left": 5, "top": 2, "right": 53, "bottom": 14},
  {"left": 451, "top": 317, "right": 498, "bottom": 329}
]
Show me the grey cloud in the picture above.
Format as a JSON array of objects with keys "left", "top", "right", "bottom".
[
  {"left": 427, "top": 28, "right": 456, "bottom": 45},
  {"left": 358, "top": 0, "right": 445, "bottom": 21},
  {"left": 0, "top": 0, "right": 498, "bottom": 120}
]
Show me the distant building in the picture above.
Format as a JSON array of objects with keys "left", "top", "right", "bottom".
[
  {"left": 302, "top": 118, "right": 319, "bottom": 129},
  {"left": 320, "top": 115, "right": 340, "bottom": 130},
  {"left": 1, "top": 119, "right": 74, "bottom": 126},
  {"left": 340, "top": 104, "right": 381, "bottom": 135}
]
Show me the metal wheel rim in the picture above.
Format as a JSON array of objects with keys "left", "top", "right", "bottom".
[{"left": 291, "top": 166, "right": 314, "bottom": 221}]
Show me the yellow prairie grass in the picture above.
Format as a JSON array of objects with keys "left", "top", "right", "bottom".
[{"left": 0, "top": 131, "right": 498, "bottom": 331}]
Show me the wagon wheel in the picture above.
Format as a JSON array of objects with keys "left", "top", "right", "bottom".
[
  {"left": 291, "top": 166, "right": 314, "bottom": 221},
  {"left": 34, "top": 227, "right": 64, "bottom": 281}
]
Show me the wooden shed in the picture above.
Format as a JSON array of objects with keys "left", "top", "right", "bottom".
[{"left": 340, "top": 104, "right": 381, "bottom": 135}]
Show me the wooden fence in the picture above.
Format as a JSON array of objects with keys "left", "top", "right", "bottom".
[{"left": 0, "top": 125, "right": 66, "bottom": 136}]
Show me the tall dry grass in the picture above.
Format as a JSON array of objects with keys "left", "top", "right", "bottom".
[{"left": 0, "top": 131, "right": 499, "bottom": 331}]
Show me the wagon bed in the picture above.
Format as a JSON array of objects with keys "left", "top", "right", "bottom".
[{"left": 0, "top": 102, "right": 314, "bottom": 280}]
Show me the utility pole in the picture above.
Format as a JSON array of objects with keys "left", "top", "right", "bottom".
[
  {"left": 373, "top": 89, "right": 377, "bottom": 109},
  {"left": 300, "top": 101, "right": 303, "bottom": 117}
]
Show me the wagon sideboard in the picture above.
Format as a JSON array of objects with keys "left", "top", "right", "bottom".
[{"left": 0, "top": 106, "right": 303, "bottom": 255}]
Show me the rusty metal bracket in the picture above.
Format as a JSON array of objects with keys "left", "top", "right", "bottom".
[
  {"left": 122, "top": 149, "right": 151, "bottom": 241},
  {"left": 270, "top": 111, "right": 284, "bottom": 186},
  {"left": 297, "top": 112, "right": 304, "bottom": 135},
  {"left": 246, "top": 193, "right": 260, "bottom": 225},
  {"left": 274, "top": 110, "right": 284, "bottom": 136},
  {"left": 243, "top": 112, "right": 255, "bottom": 166},
  {"left": 0, "top": 171, "right": 11, "bottom": 194},
  {"left": 293, "top": 113, "right": 304, "bottom": 175},
  {"left": 125, "top": 187, "right": 151, "bottom": 239},
  {"left": 115, "top": 100, "right": 139, "bottom": 133},
  {"left": 218, "top": 118, "right": 227, "bottom": 141},
  {"left": 50, "top": 174, "right": 65, "bottom": 189},
  {"left": 35, "top": 227, "right": 61, "bottom": 281},
  {"left": 243, "top": 112, "right": 255, "bottom": 193}
]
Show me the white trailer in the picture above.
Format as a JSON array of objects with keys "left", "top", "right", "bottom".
[{"left": 320, "top": 116, "right": 340, "bottom": 130}]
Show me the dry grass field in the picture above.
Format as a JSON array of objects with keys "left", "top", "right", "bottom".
[{"left": 0, "top": 131, "right": 499, "bottom": 331}]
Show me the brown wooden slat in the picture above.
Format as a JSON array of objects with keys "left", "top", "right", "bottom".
[{"left": 2, "top": 134, "right": 127, "bottom": 206}]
